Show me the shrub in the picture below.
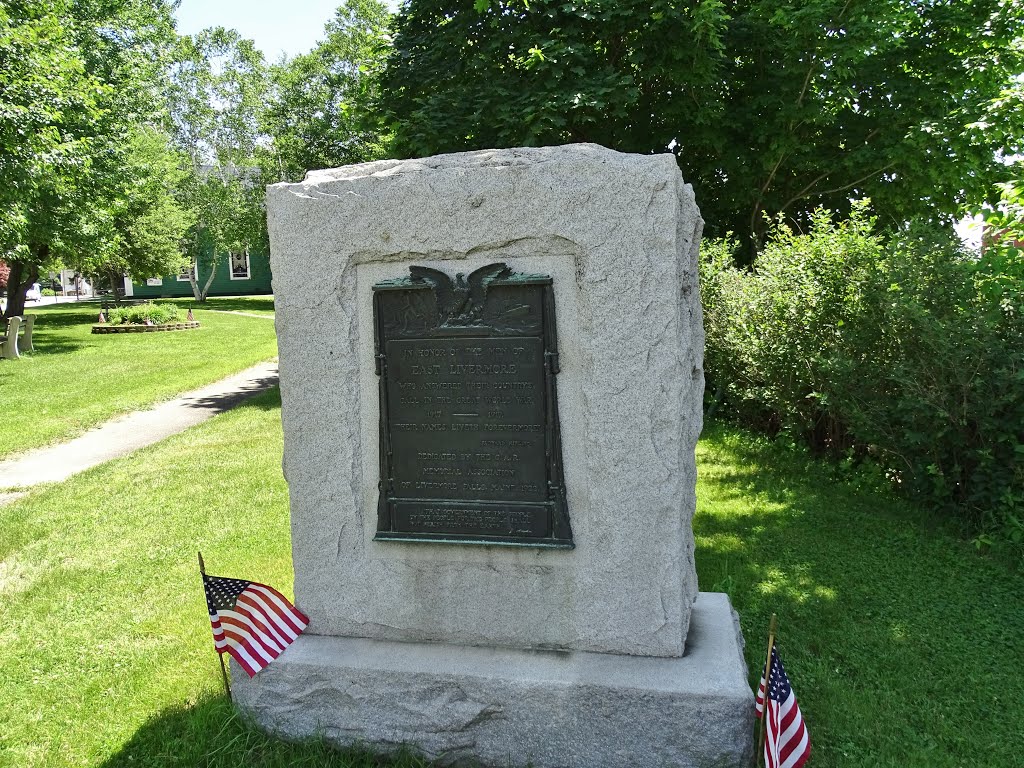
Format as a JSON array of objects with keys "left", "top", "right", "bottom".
[
  {"left": 107, "top": 302, "right": 185, "bottom": 326},
  {"left": 702, "top": 204, "right": 1024, "bottom": 550}
]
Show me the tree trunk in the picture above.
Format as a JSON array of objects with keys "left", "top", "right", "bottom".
[
  {"left": 108, "top": 270, "right": 122, "bottom": 305},
  {"left": 2, "top": 252, "right": 41, "bottom": 321},
  {"left": 199, "top": 257, "right": 217, "bottom": 301},
  {"left": 186, "top": 230, "right": 206, "bottom": 302},
  {"left": 188, "top": 255, "right": 217, "bottom": 302}
]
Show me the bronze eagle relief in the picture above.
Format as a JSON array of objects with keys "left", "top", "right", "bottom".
[{"left": 375, "top": 262, "right": 546, "bottom": 338}]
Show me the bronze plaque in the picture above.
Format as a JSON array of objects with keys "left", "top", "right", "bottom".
[{"left": 373, "top": 263, "right": 572, "bottom": 547}]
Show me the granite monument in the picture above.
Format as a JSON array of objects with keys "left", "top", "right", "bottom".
[{"left": 232, "top": 144, "right": 754, "bottom": 767}]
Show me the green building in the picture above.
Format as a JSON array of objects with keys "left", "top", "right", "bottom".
[{"left": 125, "top": 245, "right": 272, "bottom": 299}]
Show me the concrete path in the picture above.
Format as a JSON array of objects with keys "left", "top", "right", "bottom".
[{"left": 0, "top": 360, "right": 279, "bottom": 491}]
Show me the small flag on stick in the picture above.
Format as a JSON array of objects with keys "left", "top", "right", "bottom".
[
  {"left": 187, "top": 306, "right": 194, "bottom": 321},
  {"left": 98, "top": 311, "right": 106, "bottom": 323},
  {"left": 200, "top": 556, "right": 308, "bottom": 679},
  {"left": 756, "top": 627, "right": 811, "bottom": 768}
]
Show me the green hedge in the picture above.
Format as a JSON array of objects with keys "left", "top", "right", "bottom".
[
  {"left": 701, "top": 204, "right": 1024, "bottom": 551},
  {"left": 107, "top": 302, "right": 185, "bottom": 326}
]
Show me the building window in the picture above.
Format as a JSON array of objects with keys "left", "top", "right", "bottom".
[
  {"left": 146, "top": 277, "right": 163, "bottom": 287},
  {"left": 229, "top": 251, "right": 250, "bottom": 280},
  {"left": 177, "top": 263, "right": 196, "bottom": 282}
]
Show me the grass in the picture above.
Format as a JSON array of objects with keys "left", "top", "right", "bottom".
[
  {"left": 158, "top": 295, "right": 277, "bottom": 316},
  {"left": 0, "top": 390, "right": 437, "bottom": 768},
  {"left": 695, "top": 423, "right": 1024, "bottom": 767},
  {"left": 1, "top": 399, "right": 1021, "bottom": 767},
  {"left": 0, "top": 299, "right": 277, "bottom": 460}
]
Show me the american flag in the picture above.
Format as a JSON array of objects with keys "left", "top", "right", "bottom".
[
  {"left": 202, "top": 574, "right": 309, "bottom": 677},
  {"left": 756, "top": 646, "right": 811, "bottom": 768}
]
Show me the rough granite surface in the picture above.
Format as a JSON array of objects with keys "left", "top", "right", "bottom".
[
  {"left": 232, "top": 592, "right": 754, "bottom": 768},
  {"left": 267, "top": 144, "right": 705, "bottom": 657}
]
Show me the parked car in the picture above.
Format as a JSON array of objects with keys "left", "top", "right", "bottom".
[{"left": 25, "top": 283, "right": 42, "bottom": 302}]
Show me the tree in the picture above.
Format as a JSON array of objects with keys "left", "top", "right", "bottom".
[
  {"left": 380, "top": 0, "right": 1024, "bottom": 255},
  {"left": 0, "top": 0, "right": 179, "bottom": 319},
  {"left": 382, "top": 0, "right": 725, "bottom": 155},
  {"left": 169, "top": 28, "right": 269, "bottom": 301},
  {"left": 975, "top": 68, "right": 1024, "bottom": 248},
  {"left": 263, "top": 0, "right": 393, "bottom": 183},
  {"left": 708, "top": 0, "right": 1023, "bottom": 253},
  {"left": 0, "top": 1, "right": 104, "bottom": 318},
  {"left": 75, "top": 127, "right": 194, "bottom": 296}
]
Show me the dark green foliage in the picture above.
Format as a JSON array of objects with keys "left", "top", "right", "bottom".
[
  {"left": 107, "top": 302, "right": 185, "bottom": 326},
  {"left": 701, "top": 207, "right": 1024, "bottom": 550},
  {"left": 381, "top": 0, "right": 725, "bottom": 156},
  {"left": 380, "top": 0, "right": 1024, "bottom": 254}
]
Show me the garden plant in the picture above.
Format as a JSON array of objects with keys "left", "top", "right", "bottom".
[
  {"left": 107, "top": 302, "right": 186, "bottom": 326},
  {"left": 701, "top": 204, "right": 1024, "bottom": 554}
]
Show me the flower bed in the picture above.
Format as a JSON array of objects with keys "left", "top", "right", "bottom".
[{"left": 92, "top": 321, "right": 200, "bottom": 334}]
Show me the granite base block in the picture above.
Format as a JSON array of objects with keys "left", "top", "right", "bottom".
[{"left": 232, "top": 593, "right": 754, "bottom": 768}]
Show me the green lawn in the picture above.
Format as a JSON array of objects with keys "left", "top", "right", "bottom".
[
  {"left": 695, "top": 424, "right": 1024, "bottom": 767},
  {"left": 1, "top": 399, "right": 1020, "bottom": 767},
  {"left": 157, "top": 295, "right": 276, "bottom": 316},
  {"left": 0, "top": 300, "right": 277, "bottom": 460}
]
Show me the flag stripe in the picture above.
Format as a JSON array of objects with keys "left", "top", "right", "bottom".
[
  {"left": 203, "top": 574, "right": 308, "bottom": 678},
  {"left": 218, "top": 621, "right": 277, "bottom": 667},
  {"left": 781, "top": 725, "right": 809, "bottom": 768},
  {"left": 220, "top": 610, "right": 285, "bottom": 656},
  {"left": 236, "top": 590, "right": 300, "bottom": 641},
  {"left": 218, "top": 636, "right": 262, "bottom": 676},
  {"left": 755, "top": 670, "right": 767, "bottom": 714},
  {"left": 228, "top": 600, "right": 290, "bottom": 648},
  {"left": 243, "top": 585, "right": 308, "bottom": 635},
  {"left": 250, "top": 582, "right": 309, "bottom": 623},
  {"left": 219, "top": 622, "right": 277, "bottom": 663},
  {"left": 235, "top": 593, "right": 296, "bottom": 644},
  {"left": 760, "top": 647, "right": 810, "bottom": 768}
]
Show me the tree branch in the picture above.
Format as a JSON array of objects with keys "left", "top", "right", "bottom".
[
  {"left": 815, "top": 161, "right": 896, "bottom": 198},
  {"left": 749, "top": 151, "right": 791, "bottom": 240},
  {"left": 779, "top": 161, "right": 896, "bottom": 214},
  {"left": 778, "top": 170, "right": 831, "bottom": 214},
  {"left": 752, "top": 0, "right": 858, "bottom": 240}
]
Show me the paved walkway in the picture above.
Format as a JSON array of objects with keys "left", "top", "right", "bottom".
[{"left": 0, "top": 360, "right": 279, "bottom": 493}]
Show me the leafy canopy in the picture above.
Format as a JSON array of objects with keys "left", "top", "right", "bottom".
[
  {"left": 263, "top": 0, "right": 394, "bottom": 183},
  {"left": 0, "top": 0, "right": 181, "bottom": 317},
  {"left": 168, "top": 27, "right": 269, "bottom": 300},
  {"left": 381, "top": 0, "right": 1024, "bottom": 253}
]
